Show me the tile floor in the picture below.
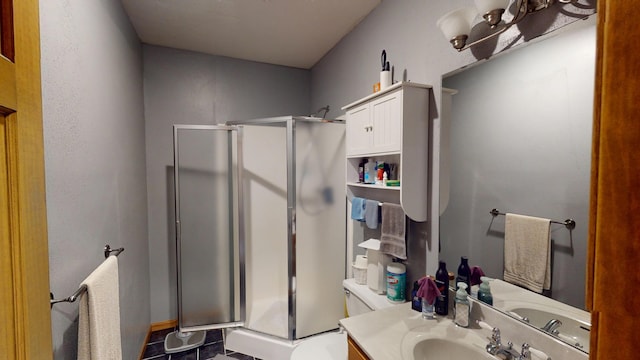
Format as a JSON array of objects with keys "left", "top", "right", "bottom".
[{"left": 141, "top": 327, "right": 261, "bottom": 360}]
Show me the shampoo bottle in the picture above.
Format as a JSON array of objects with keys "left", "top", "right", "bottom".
[
  {"left": 456, "top": 256, "right": 471, "bottom": 294},
  {"left": 358, "top": 159, "right": 365, "bottom": 183},
  {"left": 434, "top": 261, "right": 449, "bottom": 316},
  {"left": 363, "top": 159, "right": 371, "bottom": 184},
  {"left": 454, "top": 282, "right": 470, "bottom": 328},
  {"left": 478, "top": 276, "right": 493, "bottom": 306}
]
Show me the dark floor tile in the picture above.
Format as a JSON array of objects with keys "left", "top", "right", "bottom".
[
  {"left": 204, "top": 329, "right": 223, "bottom": 344},
  {"left": 169, "top": 348, "right": 198, "bottom": 360},
  {"left": 143, "top": 354, "right": 170, "bottom": 360},
  {"left": 226, "top": 351, "right": 254, "bottom": 360},
  {"left": 143, "top": 341, "right": 166, "bottom": 358},
  {"left": 149, "top": 327, "right": 176, "bottom": 343},
  {"left": 199, "top": 341, "right": 225, "bottom": 358}
]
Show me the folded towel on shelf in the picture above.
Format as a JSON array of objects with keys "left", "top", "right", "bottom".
[
  {"left": 364, "top": 199, "right": 379, "bottom": 229},
  {"left": 78, "top": 256, "right": 122, "bottom": 360},
  {"left": 380, "top": 203, "right": 406, "bottom": 259},
  {"left": 350, "top": 197, "right": 366, "bottom": 221},
  {"left": 503, "top": 213, "right": 551, "bottom": 293}
]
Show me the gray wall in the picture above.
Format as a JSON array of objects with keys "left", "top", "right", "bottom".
[
  {"left": 441, "top": 22, "right": 595, "bottom": 308},
  {"left": 310, "top": 0, "right": 596, "bottom": 276},
  {"left": 41, "top": 1, "right": 149, "bottom": 359},
  {"left": 143, "top": 45, "right": 311, "bottom": 322}
]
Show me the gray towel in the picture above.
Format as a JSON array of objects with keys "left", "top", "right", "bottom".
[
  {"left": 380, "top": 203, "right": 406, "bottom": 259},
  {"left": 364, "top": 199, "right": 379, "bottom": 229},
  {"left": 503, "top": 213, "right": 551, "bottom": 293}
]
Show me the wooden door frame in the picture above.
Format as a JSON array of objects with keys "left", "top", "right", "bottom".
[
  {"left": 587, "top": 0, "right": 640, "bottom": 357},
  {"left": 0, "top": 0, "right": 52, "bottom": 359}
]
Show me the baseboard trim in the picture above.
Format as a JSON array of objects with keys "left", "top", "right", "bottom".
[
  {"left": 151, "top": 319, "right": 178, "bottom": 332},
  {"left": 138, "top": 327, "right": 152, "bottom": 360},
  {"left": 139, "top": 319, "right": 178, "bottom": 360}
]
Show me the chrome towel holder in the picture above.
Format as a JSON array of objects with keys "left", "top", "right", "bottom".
[
  {"left": 50, "top": 244, "right": 124, "bottom": 308},
  {"left": 490, "top": 208, "right": 576, "bottom": 230}
]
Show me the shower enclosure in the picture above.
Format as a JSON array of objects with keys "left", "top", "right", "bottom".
[{"left": 173, "top": 116, "right": 346, "bottom": 342}]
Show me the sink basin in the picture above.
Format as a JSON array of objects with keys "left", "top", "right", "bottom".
[
  {"left": 508, "top": 307, "right": 590, "bottom": 352},
  {"left": 410, "top": 338, "right": 495, "bottom": 360}
]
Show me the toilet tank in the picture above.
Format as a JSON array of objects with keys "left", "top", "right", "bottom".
[{"left": 343, "top": 278, "right": 394, "bottom": 317}]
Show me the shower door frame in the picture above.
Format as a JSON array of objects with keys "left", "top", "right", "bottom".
[
  {"left": 173, "top": 124, "right": 246, "bottom": 333},
  {"left": 227, "top": 116, "right": 345, "bottom": 340}
]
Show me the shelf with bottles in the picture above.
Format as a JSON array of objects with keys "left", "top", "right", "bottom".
[
  {"left": 342, "top": 82, "right": 430, "bottom": 222},
  {"left": 346, "top": 154, "right": 401, "bottom": 190}
]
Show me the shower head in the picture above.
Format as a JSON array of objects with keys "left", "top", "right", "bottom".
[{"left": 311, "top": 105, "right": 330, "bottom": 119}]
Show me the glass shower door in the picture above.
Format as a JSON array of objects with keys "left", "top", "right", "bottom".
[{"left": 173, "top": 125, "right": 245, "bottom": 332}]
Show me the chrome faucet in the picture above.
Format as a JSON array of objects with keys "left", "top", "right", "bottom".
[
  {"left": 494, "top": 342, "right": 523, "bottom": 359},
  {"left": 485, "top": 328, "right": 520, "bottom": 359},
  {"left": 541, "top": 319, "right": 562, "bottom": 334},
  {"left": 485, "top": 328, "right": 548, "bottom": 360}
]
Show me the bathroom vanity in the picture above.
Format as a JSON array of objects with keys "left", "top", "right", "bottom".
[{"left": 340, "top": 296, "right": 588, "bottom": 360}]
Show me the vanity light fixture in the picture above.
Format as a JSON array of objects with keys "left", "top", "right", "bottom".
[{"left": 437, "top": 0, "right": 575, "bottom": 51}]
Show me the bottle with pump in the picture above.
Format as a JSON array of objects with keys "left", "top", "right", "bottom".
[
  {"left": 478, "top": 276, "right": 493, "bottom": 306},
  {"left": 434, "top": 261, "right": 448, "bottom": 315},
  {"left": 454, "top": 282, "right": 470, "bottom": 327},
  {"left": 456, "top": 256, "right": 471, "bottom": 294}
]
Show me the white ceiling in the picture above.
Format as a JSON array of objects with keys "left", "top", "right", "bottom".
[{"left": 121, "top": 0, "right": 381, "bottom": 69}]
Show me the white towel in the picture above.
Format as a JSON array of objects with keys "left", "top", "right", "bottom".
[
  {"left": 379, "top": 203, "right": 406, "bottom": 259},
  {"left": 77, "top": 256, "right": 122, "bottom": 360},
  {"left": 503, "top": 213, "right": 551, "bottom": 293}
]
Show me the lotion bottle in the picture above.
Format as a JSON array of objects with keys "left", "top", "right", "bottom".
[
  {"left": 454, "top": 282, "right": 470, "bottom": 328},
  {"left": 456, "top": 256, "right": 471, "bottom": 294}
]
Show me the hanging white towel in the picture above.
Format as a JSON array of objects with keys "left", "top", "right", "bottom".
[
  {"left": 379, "top": 203, "right": 407, "bottom": 259},
  {"left": 77, "top": 256, "right": 122, "bottom": 360},
  {"left": 503, "top": 213, "right": 551, "bottom": 293}
]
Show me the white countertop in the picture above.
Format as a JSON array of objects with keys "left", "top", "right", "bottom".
[
  {"left": 339, "top": 303, "right": 490, "bottom": 360},
  {"left": 340, "top": 287, "right": 590, "bottom": 360}
]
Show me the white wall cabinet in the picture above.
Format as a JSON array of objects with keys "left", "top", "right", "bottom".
[
  {"left": 342, "top": 82, "right": 431, "bottom": 222},
  {"left": 345, "top": 90, "right": 402, "bottom": 156}
]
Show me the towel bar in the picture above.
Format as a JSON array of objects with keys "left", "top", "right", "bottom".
[
  {"left": 490, "top": 208, "right": 576, "bottom": 230},
  {"left": 50, "top": 244, "right": 124, "bottom": 308}
]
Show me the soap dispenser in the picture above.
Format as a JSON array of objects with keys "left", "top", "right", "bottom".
[
  {"left": 478, "top": 276, "right": 493, "bottom": 306},
  {"left": 454, "top": 282, "right": 470, "bottom": 328}
]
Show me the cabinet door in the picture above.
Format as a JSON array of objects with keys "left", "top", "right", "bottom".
[
  {"left": 370, "top": 91, "right": 402, "bottom": 153},
  {"left": 348, "top": 336, "right": 370, "bottom": 360},
  {"left": 346, "top": 104, "right": 371, "bottom": 156}
]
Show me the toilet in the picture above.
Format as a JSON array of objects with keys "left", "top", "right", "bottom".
[{"left": 290, "top": 278, "right": 395, "bottom": 360}]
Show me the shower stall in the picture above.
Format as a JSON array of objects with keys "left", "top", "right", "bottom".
[{"left": 172, "top": 116, "right": 346, "bottom": 344}]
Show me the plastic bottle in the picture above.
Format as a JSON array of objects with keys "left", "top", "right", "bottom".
[
  {"left": 386, "top": 263, "right": 406, "bottom": 303},
  {"left": 411, "top": 281, "right": 421, "bottom": 312},
  {"left": 369, "top": 160, "right": 378, "bottom": 184},
  {"left": 377, "top": 162, "right": 385, "bottom": 182},
  {"left": 454, "top": 282, "right": 470, "bottom": 327},
  {"left": 363, "top": 159, "right": 371, "bottom": 184},
  {"left": 358, "top": 159, "right": 365, "bottom": 183},
  {"left": 456, "top": 256, "right": 471, "bottom": 294},
  {"left": 435, "top": 261, "right": 449, "bottom": 316},
  {"left": 478, "top": 276, "right": 493, "bottom": 306}
]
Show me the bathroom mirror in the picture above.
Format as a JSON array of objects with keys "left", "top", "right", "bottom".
[{"left": 439, "top": 18, "right": 595, "bottom": 353}]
